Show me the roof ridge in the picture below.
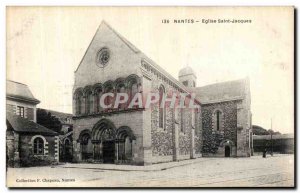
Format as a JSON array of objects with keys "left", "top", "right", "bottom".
[
  {"left": 102, "top": 22, "right": 195, "bottom": 96},
  {"left": 101, "top": 21, "right": 141, "bottom": 53},
  {"left": 196, "top": 78, "right": 246, "bottom": 89},
  {"left": 7, "top": 79, "right": 28, "bottom": 86}
]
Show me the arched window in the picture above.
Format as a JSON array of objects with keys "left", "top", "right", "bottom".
[
  {"left": 94, "top": 87, "right": 102, "bottom": 113},
  {"left": 85, "top": 91, "right": 93, "bottom": 114},
  {"left": 116, "top": 83, "right": 126, "bottom": 109},
  {"left": 181, "top": 108, "right": 184, "bottom": 133},
  {"left": 216, "top": 110, "right": 221, "bottom": 131},
  {"left": 131, "top": 82, "right": 138, "bottom": 98},
  {"left": 126, "top": 75, "right": 141, "bottom": 109},
  {"left": 158, "top": 85, "right": 165, "bottom": 129},
  {"left": 104, "top": 84, "right": 114, "bottom": 110},
  {"left": 213, "top": 109, "right": 223, "bottom": 131},
  {"left": 75, "top": 91, "right": 83, "bottom": 115},
  {"left": 128, "top": 79, "right": 139, "bottom": 108},
  {"left": 33, "top": 137, "right": 44, "bottom": 155}
]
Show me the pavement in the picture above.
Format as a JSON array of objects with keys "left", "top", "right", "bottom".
[
  {"left": 55, "top": 157, "right": 213, "bottom": 171},
  {"left": 7, "top": 154, "right": 294, "bottom": 188}
]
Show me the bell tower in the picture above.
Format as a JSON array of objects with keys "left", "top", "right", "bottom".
[{"left": 178, "top": 66, "right": 197, "bottom": 87}]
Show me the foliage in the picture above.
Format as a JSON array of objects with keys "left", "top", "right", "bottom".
[
  {"left": 253, "top": 125, "right": 281, "bottom": 135},
  {"left": 20, "top": 153, "right": 57, "bottom": 167},
  {"left": 37, "top": 109, "right": 62, "bottom": 133}
]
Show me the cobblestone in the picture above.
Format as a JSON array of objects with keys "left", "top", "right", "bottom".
[{"left": 7, "top": 154, "right": 294, "bottom": 187}]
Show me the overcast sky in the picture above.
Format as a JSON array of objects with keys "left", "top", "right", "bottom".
[{"left": 6, "top": 7, "right": 294, "bottom": 133}]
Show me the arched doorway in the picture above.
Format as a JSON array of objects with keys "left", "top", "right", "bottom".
[
  {"left": 225, "top": 146, "right": 230, "bottom": 157},
  {"left": 220, "top": 139, "right": 235, "bottom": 157},
  {"left": 92, "top": 119, "right": 117, "bottom": 164},
  {"left": 91, "top": 119, "right": 136, "bottom": 164},
  {"left": 63, "top": 138, "right": 73, "bottom": 162},
  {"left": 116, "top": 126, "right": 136, "bottom": 163},
  {"left": 78, "top": 130, "right": 92, "bottom": 161},
  {"left": 81, "top": 134, "right": 93, "bottom": 160}
]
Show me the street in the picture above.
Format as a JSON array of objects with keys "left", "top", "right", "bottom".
[{"left": 7, "top": 154, "right": 294, "bottom": 187}]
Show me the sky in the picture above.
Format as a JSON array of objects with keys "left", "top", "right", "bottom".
[{"left": 6, "top": 7, "right": 294, "bottom": 133}]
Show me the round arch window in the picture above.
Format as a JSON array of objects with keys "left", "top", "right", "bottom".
[{"left": 97, "top": 47, "right": 110, "bottom": 67}]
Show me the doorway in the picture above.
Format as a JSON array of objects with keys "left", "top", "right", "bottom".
[
  {"left": 225, "top": 146, "right": 230, "bottom": 157},
  {"left": 103, "top": 141, "right": 115, "bottom": 163},
  {"left": 63, "top": 139, "right": 73, "bottom": 162},
  {"left": 93, "top": 142, "right": 101, "bottom": 161}
]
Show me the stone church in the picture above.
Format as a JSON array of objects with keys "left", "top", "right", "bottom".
[{"left": 72, "top": 21, "right": 252, "bottom": 165}]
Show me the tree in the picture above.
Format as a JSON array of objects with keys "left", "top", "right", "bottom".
[
  {"left": 253, "top": 125, "right": 281, "bottom": 135},
  {"left": 37, "top": 109, "right": 62, "bottom": 133}
]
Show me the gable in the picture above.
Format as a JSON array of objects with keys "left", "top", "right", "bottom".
[{"left": 74, "top": 21, "right": 142, "bottom": 89}]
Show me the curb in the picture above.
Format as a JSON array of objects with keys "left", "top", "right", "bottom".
[{"left": 57, "top": 158, "right": 210, "bottom": 172}]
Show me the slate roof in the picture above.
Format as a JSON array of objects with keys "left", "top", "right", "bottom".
[
  {"left": 6, "top": 112, "right": 58, "bottom": 136},
  {"left": 6, "top": 80, "right": 40, "bottom": 104},
  {"left": 192, "top": 79, "right": 246, "bottom": 104}
]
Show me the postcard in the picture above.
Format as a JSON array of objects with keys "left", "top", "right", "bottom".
[{"left": 6, "top": 6, "right": 294, "bottom": 188}]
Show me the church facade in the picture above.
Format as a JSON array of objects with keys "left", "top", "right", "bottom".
[{"left": 72, "top": 21, "right": 252, "bottom": 165}]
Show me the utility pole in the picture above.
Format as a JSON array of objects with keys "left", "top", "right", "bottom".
[{"left": 270, "top": 118, "right": 273, "bottom": 156}]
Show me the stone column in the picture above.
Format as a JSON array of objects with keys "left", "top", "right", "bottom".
[
  {"left": 173, "top": 108, "right": 179, "bottom": 161},
  {"left": 92, "top": 143, "right": 95, "bottom": 160},
  {"left": 173, "top": 123, "right": 179, "bottom": 161},
  {"left": 99, "top": 142, "right": 103, "bottom": 161},
  {"left": 131, "top": 139, "right": 137, "bottom": 162},
  {"left": 236, "top": 102, "right": 247, "bottom": 157},
  {"left": 190, "top": 128, "right": 195, "bottom": 159},
  {"left": 73, "top": 141, "right": 81, "bottom": 162},
  {"left": 141, "top": 71, "right": 153, "bottom": 165},
  {"left": 115, "top": 141, "right": 119, "bottom": 163}
]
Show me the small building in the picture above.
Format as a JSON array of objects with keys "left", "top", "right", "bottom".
[
  {"left": 6, "top": 80, "right": 59, "bottom": 167},
  {"left": 253, "top": 134, "right": 294, "bottom": 154},
  {"left": 37, "top": 108, "right": 73, "bottom": 162}
]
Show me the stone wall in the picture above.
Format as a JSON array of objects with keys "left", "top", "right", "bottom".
[
  {"left": 19, "top": 134, "right": 58, "bottom": 167},
  {"left": 149, "top": 67, "right": 201, "bottom": 162},
  {"left": 6, "top": 130, "right": 17, "bottom": 167},
  {"left": 194, "top": 108, "right": 202, "bottom": 155},
  {"left": 202, "top": 100, "right": 239, "bottom": 156},
  {"left": 73, "top": 22, "right": 142, "bottom": 92},
  {"left": 6, "top": 131, "right": 58, "bottom": 167},
  {"left": 151, "top": 102, "right": 173, "bottom": 157},
  {"left": 6, "top": 99, "right": 37, "bottom": 122},
  {"left": 73, "top": 110, "right": 144, "bottom": 164}
]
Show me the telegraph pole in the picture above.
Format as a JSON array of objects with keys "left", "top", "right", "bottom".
[{"left": 270, "top": 118, "right": 273, "bottom": 156}]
